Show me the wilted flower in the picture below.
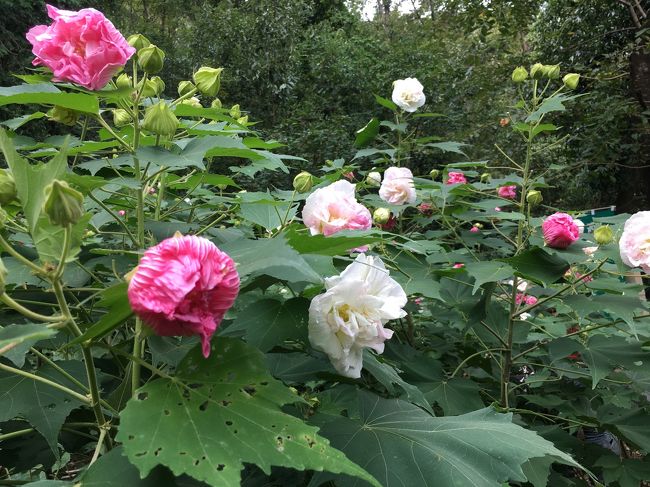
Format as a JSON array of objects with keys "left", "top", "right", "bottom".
[
  {"left": 418, "top": 202, "right": 433, "bottom": 215},
  {"left": 619, "top": 211, "right": 650, "bottom": 272},
  {"left": 302, "top": 180, "right": 371, "bottom": 237},
  {"left": 308, "top": 254, "right": 406, "bottom": 378},
  {"left": 127, "top": 234, "right": 240, "bottom": 358},
  {"left": 542, "top": 212, "right": 580, "bottom": 249},
  {"left": 499, "top": 118, "right": 510, "bottom": 127},
  {"left": 391, "top": 78, "right": 426, "bottom": 112},
  {"left": 497, "top": 185, "right": 517, "bottom": 199},
  {"left": 446, "top": 172, "right": 467, "bottom": 185},
  {"left": 26, "top": 5, "right": 135, "bottom": 90},
  {"left": 379, "top": 167, "right": 416, "bottom": 205}
]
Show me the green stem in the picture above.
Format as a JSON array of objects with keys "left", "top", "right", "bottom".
[
  {"left": 0, "top": 427, "right": 35, "bottom": 442},
  {"left": 450, "top": 348, "right": 505, "bottom": 379},
  {"left": 0, "top": 234, "right": 46, "bottom": 276},
  {"left": 88, "top": 193, "right": 138, "bottom": 247},
  {"left": 94, "top": 114, "right": 133, "bottom": 152},
  {"left": 0, "top": 293, "right": 64, "bottom": 323},
  {"left": 0, "top": 361, "right": 90, "bottom": 404},
  {"left": 53, "top": 224, "right": 71, "bottom": 280}
]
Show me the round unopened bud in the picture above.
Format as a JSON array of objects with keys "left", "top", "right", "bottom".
[
  {"left": 127, "top": 34, "right": 151, "bottom": 52},
  {"left": 49, "top": 106, "right": 79, "bottom": 126},
  {"left": 563, "top": 73, "right": 580, "bottom": 90},
  {"left": 178, "top": 80, "right": 196, "bottom": 97},
  {"left": 142, "top": 101, "right": 178, "bottom": 137},
  {"left": 180, "top": 97, "right": 202, "bottom": 109},
  {"left": 138, "top": 76, "right": 165, "bottom": 97},
  {"left": 512, "top": 66, "right": 528, "bottom": 83},
  {"left": 0, "top": 169, "right": 17, "bottom": 206},
  {"left": 43, "top": 180, "right": 84, "bottom": 226},
  {"left": 526, "top": 189, "right": 543, "bottom": 207},
  {"left": 193, "top": 67, "right": 224, "bottom": 97},
  {"left": 545, "top": 64, "right": 561, "bottom": 79},
  {"left": 237, "top": 115, "right": 248, "bottom": 125},
  {"left": 292, "top": 171, "right": 313, "bottom": 193},
  {"left": 594, "top": 225, "right": 614, "bottom": 245},
  {"left": 429, "top": 169, "right": 440, "bottom": 180},
  {"left": 480, "top": 173, "right": 491, "bottom": 183},
  {"left": 373, "top": 207, "right": 391, "bottom": 225},
  {"left": 116, "top": 73, "right": 132, "bottom": 89},
  {"left": 229, "top": 104, "right": 241, "bottom": 119},
  {"left": 473, "top": 222, "right": 484, "bottom": 229},
  {"left": 530, "top": 63, "right": 544, "bottom": 80},
  {"left": 137, "top": 45, "right": 165, "bottom": 74},
  {"left": 211, "top": 98, "right": 222, "bottom": 109},
  {"left": 366, "top": 171, "right": 382, "bottom": 187},
  {"left": 113, "top": 109, "right": 131, "bottom": 127}
]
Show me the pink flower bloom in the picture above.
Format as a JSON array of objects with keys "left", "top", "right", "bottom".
[
  {"left": 118, "top": 210, "right": 126, "bottom": 216},
  {"left": 379, "top": 167, "right": 416, "bottom": 205},
  {"left": 575, "top": 272, "right": 593, "bottom": 284},
  {"left": 414, "top": 297, "right": 424, "bottom": 305},
  {"left": 525, "top": 295, "right": 538, "bottom": 306},
  {"left": 446, "top": 172, "right": 467, "bottom": 185},
  {"left": 542, "top": 212, "right": 580, "bottom": 249},
  {"left": 149, "top": 187, "right": 156, "bottom": 194},
  {"left": 495, "top": 207, "right": 502, "bottom": 212},
  {"left": 343, "top": 171, "right": 355, "bottom": 181},
  {"left": 515, "top": 293, "right": 526, "bottom": 305},
  {"left": 128, "top": 235, "right": 239, "bottom": 358},
  {"left": 453, "top": 263, "right": 464, "bottom": 269},
  {"left": 26, "top": 5, "right": 135, "bottom": 90},
  {"left": 497, "top": 185, "right": 517, "bottom": 199},
  {"left": 302, "top": 180, "right": 371, "bottom": 237},
  {"left": 620, "top": 211, "right": 650, "bottom": 272},
  {"left": 470, "top": 226, "right": 479, "bottom": 233}
]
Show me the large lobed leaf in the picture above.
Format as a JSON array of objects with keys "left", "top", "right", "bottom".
[{"left": 116, "top": 338, "right": 380, "bottom": 487}]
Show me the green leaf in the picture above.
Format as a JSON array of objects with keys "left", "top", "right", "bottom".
[
  {"left": 81, "top": 446, "right": 178, "bottom": 486},
  {"left": 420, "top": 378, "right": 485, "bottom": 415},
  {"left": 354, "top": 118, "right": 379, "bottom": 147},
  {"left": 0, "top": 112, "right": 47, "bottom": 130},
  {"left": 285, "top": 228, "right": 381, "bottom": 256},
  {"left": 503, "top": 247, "right": 569, "bottom": 287},
  {"left": 315, "top": 392, "right": 581, "bottom": 487},
  {"left": 374, "top": 94, "right": 397, "bottom": 111},
  {"left": 525, "top": 93, "right": 583, "bottom": 123},
  {"left": 32, "top": 212, "right": 91, "bottom": 264},
  {"left": 224, "top": 298, "right": 309, "bottom": 352},
  {"left": 239, "top": 200, "right": 296, "bottom": 231},
  {"left": 598, "top": 406, "right": 650, "bottom": 452},
  {"left": 595, "top": 455, "right": 650, "bottom": 487},
  {"left": 0, "top": 323, "right": 57, "bottom": 350},
  {"left": 266, "top": 353, "right": 334, "bottom": 384},
  {"left": 117, "top": 338, "right": 380, "bottom": 487},
  {"left": 0, "top": 84, "right": 99, "bottom": 114},
  {"left": 580, "top": 335, "right": 649, "bottom": 388},
  {"left": 423, "top": 141, "right": 467, "bottom": 155},
  {"left": 465, "top": 261, "right": 515, "bottom": 294}
]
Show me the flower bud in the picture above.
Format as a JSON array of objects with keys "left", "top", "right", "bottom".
[
  {"left": 229, "top": 104, "right": 241, "bottom": 119},
  {"left": 178, "top": 80, "right": 196, "bottom": 97},
  {"left": 526, "top": 190, "right": 543, "bottom": 207},
  {"left": 480, "top": 173, "right": 491, "bottom": 183},
  {"left": 594, "top": 225, "right": 614, "bottom": 245},
  {"left": 0, "top": 257, "right": 7, "bottom": 294},
  {"left": 113, "top": 109, "right": 131, "bottom": 127},
  {"left": 237, "top": 115, "right": 249, "bottom": 125},
  {"left": 373, "top": 207, "right": 391, "bottom": 225},
  {"left": 563, "top": 73, "right": 580, "bottom": 90},
  {"left": 429, "top": 169, "right": 439, "bottom": 180},
  {"left": 138, "top": 76, "right": 165, "bottom": 98},
  {"left": 366, "top": 171, "right": 381, "bottom": 187},
  {"left": 292, "top": 171, "right": 313, "bottom": 193},
  {"left": 142, "top": 101, "right": 178, "bottom": 137},
  {"left": 127, "top": 34, "right": 151, "bottom": 52},
  {"left": 511, "top": 66, "right": 528, "bottom": 83},
  {"left": 193, "top": 67, "right": 224, "bottom": 97},
  {"left": 137, "top": 45, "right": 165, "bottom": 74},
  {"left": 530, "top": 63, "right": 544, "bottom": 79},
  {"left": 49, "top": 106, "right": 79, "bottom": 126},
  {"left": 116, "top": 73, "right": 132, "bottom": 89},
  {"left": 211, "top": 98, "right": 222, "bottom": 109},
  {"left": 0, "top": 169, "right": 17, "bottom": 206},
  {"left": 180, "top": 97, "right": 202, "bottom": 109},
  {"left": 43, "top": 180, "right": 84, "bottom": 226},
  {"left": 545, "top": 64, "right": 561, "bottom": 79},
  {"left": 473, "top": 222, "right": 484, "bottom": 229}
]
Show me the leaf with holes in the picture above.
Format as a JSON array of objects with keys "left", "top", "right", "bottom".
[{"left": 116, "top": 338, "right": 380, "bottom": 487}]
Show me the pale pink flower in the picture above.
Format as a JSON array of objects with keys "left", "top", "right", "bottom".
[
  {"left": 302, "top": 180, "right": 371, "bottom": 237},
  {"left": 128, "top": 235, "right": 239, "bottom": 358},
  {"left": 118, "top": 210, "right": 126, "bottom": 216},
  {"left": 446, "top": 172, "right": 467, "bottom": 185},
  {"left": 470, "top": 226, "right": 479, "bottom": 233},
  {"left": 379, "top": 167, "right": 416, "bottom": 205},
  {"left": 542, "top": 212, "right": 580, "bottom": 249},
  {"left": 495, "top": 207, "right": 502, "bottom": 212},
  {"left": 453, "top": 263, "right": 464, "bottom": 269},
  {"left": 26, "top": 5, "right": 135, "bottom": 90},
  {"left": 619, "top": 211, "right": 650, "bottom": 272},
  {"left": 583, "top": 246, "right": 598, "bottom": 256},
  {"left": 497, "top": 185, "right": 517, "bottom": 199},
  {"left": 343, "top": 171, "right": 355, "bottom": 181}
]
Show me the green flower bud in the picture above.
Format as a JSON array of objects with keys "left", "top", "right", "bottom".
[
  {"left": 0, "top": 257, "right": 7, "bottom": 294},
  {"left": 127, "top": 34, "right": 151, "bottom": 52},
  {"left": 594, "top": 225, "right": 614, "bottom": 245},
  {"left": 480, "top": 173, "right": 491, "bottom": 183},
  {"left": 180, "top": 97, "right": 202, "bottom": 109},
  {"left": 49, "top": 106, "right": 79, "bottom": 126},
  {"left": 0, "top": 169, "right": 17, "bottom": 206},
  {"left": 137, "top": 45, "right": 165, "bottom": 74},
  {"left": 116, "top": 73, "right": 132, "bottom": 89},
  {"left": 511, "top": 66, "right": 528, "bottom": 83},
  {"left": 113, "top": 109, "right": 131, "bottom": 127},
  {"left": 193, "top": 67, "right": 224, "bottom": 97},
  {"left": 237, "top": 115, "right": 249, "bottom": 125},
  {"left": 142, "top": 101, "right": 178, "bottom": 137},
  {"left": 526, "top": 189, "right": 543, "bottom": 207},
  {"left": 530, "top": 63, "right": 544, "bottom": 79},
  {"left": 178, "top": 80, "right": 195, "bottom": 97},
  {"left": 366, "top": 171, "right": 381, "bottom": 187},
  {"left": 544, "top": 64, "right": 561, "bottom": 79},
  {"left": 229, "top": 104, "right": 241, "bottom": 119},
  {"left": 563, "top": 73, "right": 580, "bottom": 90},
  {"left": 292, "top": 171, "right": 313, "bottom": 193},
  {"left": 151, "top": 76, "right": 165, "bottom": 96},
  {"left": 43, "top": 180, "right": 84, "bottom": 226},
  {"left": 211, "top": 98, "right": 222, "bottom": 109},
  {"left": 429, "top": 169, "right": 440, "bottom": 180},
  {"left": 373, "top": 207, "right": 391, "bottom": 225},
  {"left": 473, "top": 222, "right": 484, "bottom": 229},
  {"left": 137, "top": 78, "right": 158, "bottom": 98}
]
